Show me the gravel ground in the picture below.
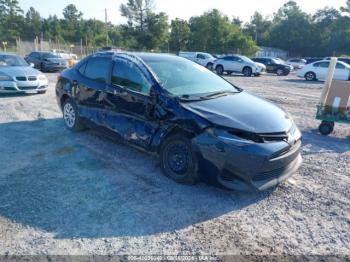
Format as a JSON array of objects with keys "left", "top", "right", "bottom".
[{"left": 0, "top": 72, "right": 349, "bottom": 256}]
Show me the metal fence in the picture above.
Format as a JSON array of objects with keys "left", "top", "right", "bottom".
[{"left": 4, "top": 38, "right": 100, "bottom": 58}]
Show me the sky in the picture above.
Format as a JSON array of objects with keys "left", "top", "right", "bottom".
[{"left": 18, "top": 0, "right": 346, "bottom": 25}]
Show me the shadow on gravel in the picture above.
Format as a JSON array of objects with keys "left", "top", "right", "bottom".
[
  {"left": 0, "top": 119, "right": 272, "bottom": 239},
  {"left": 301, "top": 129, "right": 350, "bottom": 155},
  {"left": 0, "top": 93, "right": 40, "bottom": 98}
]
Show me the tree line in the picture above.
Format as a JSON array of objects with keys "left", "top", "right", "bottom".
[{"left": 0, "top": 0, "right": 350, "bottom": 57}]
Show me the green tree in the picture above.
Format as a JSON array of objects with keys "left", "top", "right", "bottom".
[
  {"left": 23, "top": 7, "right": 41, "bottom": 40},
  {"left": 269, "top": 1, "right": 312, "bottom": 56},
  {"left": 120, "top": 0, "right": 169, "bottom": 50},
  {"left": 0, "top": 0, "right": 24, "bottom": 42},
  {"left": 169, "top": 18, "right": 190, "bottom": 52},
  {"left": 244, "top": 12, "right": 272, "bottom": 46},
  {"left": 188, "top": 9, "right": 258, "bottom": 55}
]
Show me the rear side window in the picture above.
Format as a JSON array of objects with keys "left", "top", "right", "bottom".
[
  {"left": 197, "top": 54, "right": 206, "bottom": 59},
  {"left": 111, "top": 60, "right": 151, "bottom": 95},
  {"left": 84, "top": 57, "right": 110, "bottom": 83},
  {"left": 336, "top": 63, "right": 345, "bottom": 69}
]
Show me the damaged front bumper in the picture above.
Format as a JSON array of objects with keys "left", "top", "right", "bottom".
[{"left": 192, "top": 127, "right": 302, "bottom": 192}]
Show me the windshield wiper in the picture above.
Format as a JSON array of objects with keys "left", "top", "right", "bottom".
[{"left": 200, "top": 90, "right": 238, "bottom": 99}]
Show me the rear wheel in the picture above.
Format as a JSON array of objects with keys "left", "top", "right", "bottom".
[
  {"left": 305, "top": 71, "right": 316, "bottom": 81},
  {"left": 206, "top": 62, "right": 213, "bottom": 70},
  {"left": 243, "top": 67, "right": 252, "bottom": 77},
  {"left": 160, "top": 134, "right": 198, "bottom": 185},
  {"left": 63, "top": 98, "right": 85, "bottom": 132},
  {"left": 319, "top": 121, "right": 334, "bottom": 136},
  {"left": 216, "top": 65, "right": 224, "bottom": 75}
]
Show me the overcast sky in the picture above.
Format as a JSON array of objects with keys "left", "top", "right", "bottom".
[{"left": 18, "top": 0, "right": 346, "bottom": 24}]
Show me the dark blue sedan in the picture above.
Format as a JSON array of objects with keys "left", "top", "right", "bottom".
[{"left": 56, "top": 52, "right": 302, "bottom": 192}]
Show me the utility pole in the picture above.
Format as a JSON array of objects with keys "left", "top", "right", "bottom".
[{"left": 105, "top": 8, "right": 109, "bottom": 47}]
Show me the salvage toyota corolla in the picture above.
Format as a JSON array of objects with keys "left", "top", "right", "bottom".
[{"left": 56, "top": 52, "right": 302, "bottom": 191}]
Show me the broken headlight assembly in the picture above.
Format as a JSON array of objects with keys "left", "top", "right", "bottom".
[{"left": 206, "top": 127, "right": 262, "bottom": 146}]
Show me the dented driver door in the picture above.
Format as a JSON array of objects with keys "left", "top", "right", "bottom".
[{"left": 101, "top": 58, "right": 159, "bottom": 149}]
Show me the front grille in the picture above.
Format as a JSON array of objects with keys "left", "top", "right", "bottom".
[
  {"left": 28, "top": 76, "right": 37, "bottom": 81},
  {"left": 252, "top": 165, "right": 287, "bottom": 182},
  {"left": 18, "top": 86, "right": 37, "bottom": 90},
  {"left": 16, "top": 76, "right": 27, "bottom": 81},
  {"left": 258, "top": 132, "right": 289, "bottom": 142}
]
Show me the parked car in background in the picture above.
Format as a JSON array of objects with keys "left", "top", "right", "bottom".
[
  {"left": 297, "top": 60, "right": 350, "bottom": 81},
  {"left": 252, "top": 57, "right": 291, "bottom": 76},
  {"left": 178, "top": 52, "right": 216, "bottom": 70},
  {"left": 52, "top": 49, "right": 78, "bottom": 60},
  {"left": 324, "top": 57, "right": 350, "bottom": 66},
  {"left": 287, "top": 58, "right": 307, "bottom": 69},
  {"left": 25, "top": 51, "right": 68, "bottom": 72},
  {"left": 0, "top": 52, "right": 48, "bottom": 94},
  {"left": 213, "top": 55, "right": 266, "bottom": 76},
  {"left": 56, "top": 52, "right": 302, "bottom": 192},
  {"left": 305, "top": 57, "right": 322, "bottom": 64}
]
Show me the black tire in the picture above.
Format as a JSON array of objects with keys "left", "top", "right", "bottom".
[
  {"left": 160, "top": 134, "right": 198, "bottom": 185},
  {"left": 243, "top": 67, "right": 253, "bottom": 77},
  {"left": 206, "top": 62, "right": 213, "bottom": 70},
  {"left": 305, "top": 71, "right": 316, "bottom": 81},
  {"left": 62, "top": 98, "right": 85, "bottom": 132},
  {"left": 276, "top": 69, "right": 284, "bottom": 76},
  {"left": 216, "top": 65, "right": 224, "bottom": 75},
  {"left": 319, "top": 121, "right": 334, "bottom": 136}
]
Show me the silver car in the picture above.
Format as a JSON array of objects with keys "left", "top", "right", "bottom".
[{"left": 0, "top": 53, "right": 48, "bottom": 94}]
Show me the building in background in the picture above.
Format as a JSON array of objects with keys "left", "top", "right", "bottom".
[{"left": 256, "top": 46, "right": 288, "bottom": 59}]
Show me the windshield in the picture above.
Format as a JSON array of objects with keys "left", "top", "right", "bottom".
[
  {"left": 42, "top": 52, "right": 60, "bottom": 59},
  {"left": 144, "top": 56, "right": 240, "bottom": 97},
  {"left": 203, "top": 53, "right": 214, "bottom": 59},
  {"left": 0, "top": 55, "right": 29, "bottom": 67},
  {"left": 239, "top": 56, "right": 254, "bottom": 63}
]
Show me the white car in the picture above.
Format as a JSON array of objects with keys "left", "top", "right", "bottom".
[
  {"left": 178, "top": 52, "right": 216, "bottom": 70},
  {"left": 0, "top": 52, "right": 48, "bottom": 94},
  {"left": 287, "top": 58, "right": 306, "bottom": 69},
  {"left": 297, "top": 60, "right": 350, "bottom": 81},
  {"left": 52, "top": 49, "right": 78, "bottom": 60},
  {"left": 213, "top": 55, "right": 266, "bottom": 76}
]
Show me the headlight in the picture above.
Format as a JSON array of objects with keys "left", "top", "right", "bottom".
[
  {"left": 0, "top": 75, "right": 12, "bottom": 81},
  {"left": 207, "top": 128, "right": 257, "bottom": 146},
  {"left": 38, "top": 75, "right": 47, "bottom": 81}
]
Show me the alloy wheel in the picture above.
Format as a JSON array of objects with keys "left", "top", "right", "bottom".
[{"left": 63, "top": 102, "right": 76, "bottom": 128}]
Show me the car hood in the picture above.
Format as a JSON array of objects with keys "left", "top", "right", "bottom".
[
  {"left": 180, "top": 91, "right": 292, "bottom": 133},
  {"left": 255, "top": 62, "right": 266, "bottom": 69},
  {"left": 0, "top": 66, "right": 41, "bottom": 76}
]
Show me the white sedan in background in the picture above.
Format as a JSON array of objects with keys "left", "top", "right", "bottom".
[{"left": 297, "top": 60, "right": 350, "bottom": 81}]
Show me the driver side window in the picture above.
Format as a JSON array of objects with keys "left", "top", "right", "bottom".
[{"left": 111, "top": 60, "right": 151, "bottom": 95}]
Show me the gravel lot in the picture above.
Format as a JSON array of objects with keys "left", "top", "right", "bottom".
[{"left": 0, "top": 72, "right": 349, "bottom": 256}]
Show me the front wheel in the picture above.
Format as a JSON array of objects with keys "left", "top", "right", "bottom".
[
  {"left": 63, "top": 98, "right": 85, "bottom": 132},
  {"left": 206, "top": 63, "right": 213, "bottom": 70},
  {"left": 216, "top": 65, "right": 224, "bottom": 75},
  {"left": 276, "top": 69, "right": 284, "bottom": 76},
  {"left": 160, "top": 134, "right": 198, "bottom": 185},
  {"left": 243, "top": 67, "right": 252, "bottom": 77},
  {"left": 319, "top": 121, "right": 334, "bottom": 136}
]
